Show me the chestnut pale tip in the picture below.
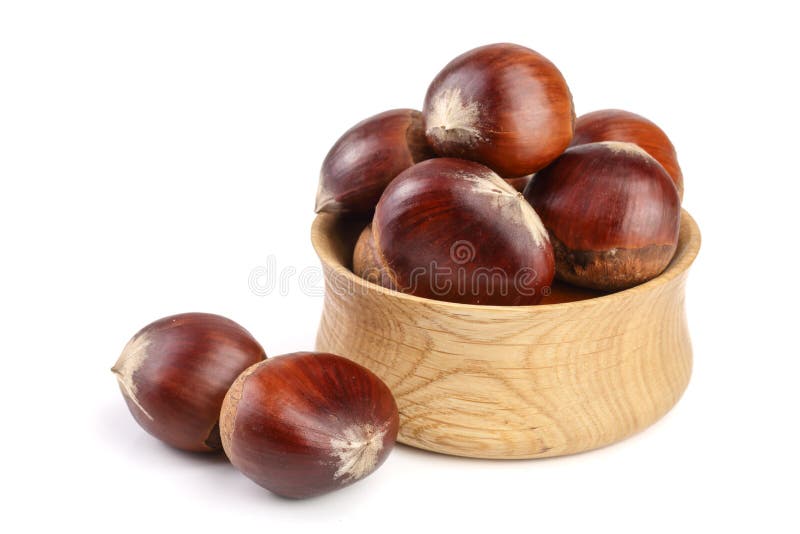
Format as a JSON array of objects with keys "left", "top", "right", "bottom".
[
  {"left": 219, "top": 361, "right": 259, "bottom": 451},
  {"left": 314, "top": 176, "right": 337, "bottom": 213},
  {"left": 330, "top": 422, "right": 390, "bottom": 483},
  {"left": 464, "top": 170, "right": 550, "bottom": 248},
  {"left": 111, "top": 332, "right": 154, "bottom": 420},
  {"left": 601, "top": 140, "right": 652, "bottom": 158},
  {"left": 425, "top": 87, "right": 484, "bottom": 147}
]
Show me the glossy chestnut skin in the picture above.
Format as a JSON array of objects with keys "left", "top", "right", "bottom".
[
  {"left": 316, "top": 109, "right": 435, "bottom": 214},
  {"left": 352, "top": 223, "right": 395, "bottom": 290},
  {"left": 111, "top": 313, "right": 266, "bottom": 452},
  {"left": 220, "top": 352, "right": 399, "bottom": 499},
  {"left": 571, "top": 109, "right": 684, "bottom": 199},
  {"left": 423, "top": 43, "right": 574, "bottom": 178},
  {"left": 524, "top": 141, "right": 681, "bottom": 291},
  {"left": 373, "top": 158, "right": 555, "bottom": 305}
]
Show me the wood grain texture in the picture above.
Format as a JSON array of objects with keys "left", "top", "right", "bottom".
[{"left": 312, "top": 211, "right": 700, "bottom": 459}]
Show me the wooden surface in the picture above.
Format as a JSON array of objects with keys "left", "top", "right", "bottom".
[{"left": 312, "top": 210, "right": 701, "bottom": 459}]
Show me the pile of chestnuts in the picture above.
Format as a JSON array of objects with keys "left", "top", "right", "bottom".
[
  {"left": 317, "top": 42, "right": 683, "bottom": 302},
  {"left": 112, "top": 313, "right": 399, "bottom": 499}
]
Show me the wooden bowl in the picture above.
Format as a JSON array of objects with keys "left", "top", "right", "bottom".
[{"left": 312, "top": 210, "right": 701, "bottom": 459}]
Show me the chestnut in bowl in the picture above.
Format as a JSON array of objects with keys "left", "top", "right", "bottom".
[
  {"left": 571, "top": 109, "right": 684, "bottom": 199},
  {"left": 423, "top": 43, "right": 574, "bottom": 177},
  {"left": 352, "top": 223, "right": 395, "bottom": 290},
  {"left": 220, "top": 352, "right": 399, "bottom": 499},
  {"left": 316, "top": 109, "right": 435, "bottom": 214},
  {"left": 373, "top": 157, "right": 555, "bottom": 305},
  {"left": 111, "top": 312, "right": 266, "bottom": 452},
  {"left": 524, "top": 141, "right": 681, "bottom": 291}
]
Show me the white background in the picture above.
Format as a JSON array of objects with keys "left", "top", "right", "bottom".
[{"left": 2, "top": 1, "right": 798, "bottom": 532}]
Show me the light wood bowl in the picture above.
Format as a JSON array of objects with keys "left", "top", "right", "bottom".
[{"left": 312, "top": 211, "right": 701, "bottom": 459}]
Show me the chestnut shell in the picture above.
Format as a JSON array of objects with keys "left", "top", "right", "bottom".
[
  {"left": 373, "top": 157, "right": 555, "bottom": 305},
  {"left": 571, "top": 109, "right": 684, "bottom": 199},
  {"left": 316, "top": 109, "right": 435, "bottom": 214},
  {"left": 220, "top": 352, "right": 399, "bottom": 499},
  {"left": 111, "top": 313, "right": 266, "bottom": 452},
  {"left": 423, "top": 43, "right": 574, "bottom": 177},
  {"left": 352, "top": 223, "right": 396, "bottom": 290},
  {"left": 524, "top": 141, "right": 680, "bottom": 291}
]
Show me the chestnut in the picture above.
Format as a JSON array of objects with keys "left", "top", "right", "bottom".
[
  {"left": 111, "top": 312, "right": 266, "bottom": 452},
  {"left": 523, "top": 141, "right": 681, "bottom": 291},
  {"left": 373, "top": 157, "right": 555, "bottom": 305},
  {"left": 220, "top": 352, "right": 399, "bottom": 499},
  {"left": 422, "top": 43, "right": 574, "bottom": 177},
  {"left": 316, "top": 109, "right": 435, "bottom": 214},
  {"left": 571, "top": 109, "right": 684, "bottom": 199},
  {"left": 352, "top": 223, "right": 395, "bottom": 290}
]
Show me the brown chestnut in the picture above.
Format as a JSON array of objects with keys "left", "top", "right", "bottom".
[
  {"left": 352, "top": 223, "right": 395, "bottom": 290},
  {"left": 373, "top": 157, "right": 555, "bottom": 305},
  {"left": 523, "top": 141, "right": 681, "bottom": 291},
  {"left": 316, "top": 109, "right": 435, "bottom": 214},
  {"left": 220, "top": 352, "right": 399, "bottom": 499},
  {"left": 111, "top": 312, "right": 266, "bottom": 452},
  {"left": 571, "top": 109, "right": 684, "bottom": 199},
  {"left": 422, "top": 43, "right": 574, "bottom": 177}
]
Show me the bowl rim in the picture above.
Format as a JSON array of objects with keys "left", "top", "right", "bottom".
[{"left": 311, "top": 209, "right": 701, "bottom": 312}]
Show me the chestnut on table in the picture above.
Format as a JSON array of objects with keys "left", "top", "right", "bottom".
[
  {"left": 112, "top": 315, "right": 400, "bottom": 499},
  {"left": 220, "top": 352, "right": 399, "bottom": 499},
  {"left": 111, "top": 313, "right": 266, "bottom": 452}
]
